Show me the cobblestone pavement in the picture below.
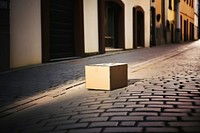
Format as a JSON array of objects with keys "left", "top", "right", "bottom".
[
  {"left": 0, "top": 41, "right": 200, "bottom": 133},
  {"left": 0, "top": 42, "right": 195, "bottom": 107}
]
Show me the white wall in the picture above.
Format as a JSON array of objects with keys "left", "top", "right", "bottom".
[
  {"left": 194, "top": 0, "right": 198, "bottom": 40},
  {"left": 10, "top": 0, "right": 42, "bottom": 68},
  {"left": 194, "top": 0, "right": 198, "bottom": 15},
  {"left": 83, "top": 0, "right": 99, "bottom": 53},
  {"left": 194, "top": 0, "right": 198, "bottom": 27},
  {"left": 122, "top": 0, "right": 151, "bottom": 48},
  {"left": 133, "top": 0, "right": 151, "bottom": 48},
  {"left": 122, "top": 0, "right": 133, "bottom": 49}
]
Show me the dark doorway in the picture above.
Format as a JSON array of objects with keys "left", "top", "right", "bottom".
[
  {"left": 190, "top": 22, "right": 194, "bottom": 40},
  {"left": 171, "top": 24, "right": 174, "bottom": 43},
  {"left": 184, "top": 20, "right": 187, "bottom": 42},
  {"left": 133, "top": 6, "right": 145, "bottom": 48},
  {"left": 42, "top": 0, "right": 84, "bottom": 62},
  {"left": 0, "top": 0, "right": 10, "bottom": 72},
  {"left": 181, "top": 15, "right": 182, "bottom": 41},
  {"left": 150, "top": 7, "right": 156, "bottom": 47},
  {"left": 105, "top": 2, "right": 121, "bottom": 49},
  {"left": 98, "top": 0, "right": 125, "bottom": 53}
]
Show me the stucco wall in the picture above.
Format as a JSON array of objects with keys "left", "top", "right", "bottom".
[
  {"left": 122, "top": 0, "right": 150, "bottom": 48},
  {"left": 194, "top": 0, "right": 198, "bottom": 40},
  {"left": 123, "top": 0, "right": 132, "bottom": 49},
  {"left": 83, "top": 0, "right": 99, "bottom": 53},
  {"left": 132, "top": 0, "right": 151, "bottom": 48},
  {"left": 180, "top": 0, "right": 194, "bottom": 20},
  {"left": 168, "top": 0, "right": 175, "bottom": 22},
  {"left": 180, "top": 0, "right": 195, "bottom": 41},
  {"left": 10, "top": 0, "right": 42, "bottom": 68},
  {"left": 155, "top": 0, "right": 162, "bottom": 26}
]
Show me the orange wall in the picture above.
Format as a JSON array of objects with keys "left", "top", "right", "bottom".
[
  {"left": 155, "top": 0, "right": 162, "bottom": 27},
  {"left": 180, "top": 0, "right": 194, "bottom": 41}
]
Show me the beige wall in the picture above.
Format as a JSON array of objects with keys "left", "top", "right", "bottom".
[
  {"left": 10, "top": 0, "right": 42, "bottom": 68},
  {"left": 123, "top": 0, "right": 132, "bottom": 49},
  {"left": 9, "top": 0, "right": 151, "bottom": 69},
  {"left": 83, "top": 0, "right": 151, "bottom": 51},
  {"left": 83, "top": 0, "right": 99, "bottom": 53},
  {"left": 194, "top": 0, "right": 198, "bottom": 40},
  {"left": 122, "top": 0, "right": 150, "bottom": 48}
]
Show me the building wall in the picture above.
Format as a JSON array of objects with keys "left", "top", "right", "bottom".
[
  {"left": 155, "top": 0, "right": 162, "bottom": 26},
  {"left": 180, "top": 0, "right": 195, "bottom": 41},
  {"left": 194, "top": 0, "right": 199, "bottom": 40},
  {"left": 132, "top": 0, "right": 151, "bottom": 48},
  {"left": 154, "top": 0, "right": 166, "bottom": 45},
  {"left": 8, "top": 0, "right": 151, "bottom": 70},
  {"left": 167, "top": 0, "right": 176, "bottom": 43},
  {"left": 5, "top": 0, "right": 199, "bottom": 71},
  {"left": 122, "top": 0, "right": 150, "bottom": 48},
  {"left": 10, "top": 0, "right": 42, "bottom": 68},
  {"left": 199, "top": 0, "right": 200, "bottom": 38},
  {"left": 168, "top": 0, "right": 175, "bottom": 22},
  {"left": 123, "top": 0, "right": 132, "bottom": 49},
  {"left": 83, "top": 0, "right": 99, "bottom": 53}
]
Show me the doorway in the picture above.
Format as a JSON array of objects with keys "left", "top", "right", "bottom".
[
  {"left": 150, "top": 7, "right": 156, "bottom": 47},
  {"left": 171, "top": 23, "right": 174, "bottom": 43},
  {"left": 41, "top": 0, "right": 84, "bottom": 62},
  {"left": 184, "top": 20, "right": 187, "bottom": 42},
  {"left": 98, "top": 0, "right": 125, "bottom": 53},
  {"left": 133, "top": 6, "right": 145, "bottom": 48}
]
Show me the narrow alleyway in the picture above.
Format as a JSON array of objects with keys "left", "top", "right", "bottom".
[
  {"left": 0, "top": 42, "right": 196, "bottom": 107},
  {"left": 0, "top": 41, "right": 200, "bottom": 132}
]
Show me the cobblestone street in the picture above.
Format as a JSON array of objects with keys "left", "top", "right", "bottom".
[{"left": 0, "top": 41, "right": 200, "bottom": 133}]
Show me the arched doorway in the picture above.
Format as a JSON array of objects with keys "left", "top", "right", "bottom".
[
  {"left": 98, "top": 0, "right": 125, "bottom": 53},
  {"left": 133, "top": 6, "right": 145, "bottom": 48},
  {"left": 41, "top": 0, "right": 84, "bottom": 62}
]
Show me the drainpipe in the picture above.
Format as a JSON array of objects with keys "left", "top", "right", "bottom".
[{"left": 175, "top": 0, "right": 181, "bottom": 43}]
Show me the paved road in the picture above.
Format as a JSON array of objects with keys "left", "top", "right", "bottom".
[
  {"left": 0, "top": 42, "right": 196, "bottom": 107},
  {"left": 0, "top": 41, "right": 200, "bottom": 133}
]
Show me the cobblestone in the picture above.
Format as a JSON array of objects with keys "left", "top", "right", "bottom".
[
  {"left": 1, "top": 42, "right": 200, "bottom": 133},
  {"left": 80, "top": 117, "right": 109, "bottom": 122},
  {"left": 146, "top": 116, "right": 177, "bottom": 121},
  {"left": 138, "top": 122, "right": 165, "bottom": 127},
  {"left": 56, "top": 123, "right": 89, "bottom": 130},
  {"left": 145, "top": 127, "right": 179, "bottom": 132},
  {"left": 119, "top": 121, "right": 136, "bottom": 126},
  {"left": 68, "top": 128, "right": 102, "bottom": 133},
  {"left": 71, "top": 113, "right": 100, "bottom": 119},
  {"left": 89, "top": 121, "right": 118, "bottom": 127},
  {"left": 103, "top": 127, "right": 143, "bottom": 133},
  {"left": 110, "top": 116, "right": 144, "bottom": 121},
  {"left": 134, "top": 107, "right": 161, "bottom": 112},
  {"left": 129, "top": 112, "right": 158, "bottom": 116}
]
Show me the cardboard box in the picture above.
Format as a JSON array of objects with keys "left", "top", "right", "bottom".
[{"left": 85, "top": 63, "right": 128, "bottom": 90}]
